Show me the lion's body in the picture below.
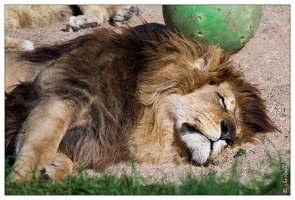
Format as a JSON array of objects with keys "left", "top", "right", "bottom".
[
  {"left": 5, "top": 5, "right": 139, "bottom": 51},
  {"left": 5, "top": 5, "right": 73, "bottom": 29},
  {"left": 5, "top": 25, "right": 277, "bottom": 182}
]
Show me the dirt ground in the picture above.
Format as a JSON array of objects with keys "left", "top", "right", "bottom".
[{"left": 5, "top": 5, "right": 290, "bottom": 185}]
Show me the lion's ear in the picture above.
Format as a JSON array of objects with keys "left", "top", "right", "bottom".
[
  {"left": 193, "top": 52, "right": 211, "bottom": 70},
  {"left": 192, "top": 47, "right": 226, "bottom": 71}
]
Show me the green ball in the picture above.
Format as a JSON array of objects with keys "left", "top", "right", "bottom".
[{"left": 163, "top": 5, "right": 263, "bottom": 52}]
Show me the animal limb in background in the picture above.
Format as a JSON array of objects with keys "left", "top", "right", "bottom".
[
  {"left": 5, "top": 36, "right": 35, "bottom": 51},
  {"left": 5, "top": 5, "right": 140, "bottom": 51},
  {"left": 5, "top": 24, "right": 278, "bottom": 182}
]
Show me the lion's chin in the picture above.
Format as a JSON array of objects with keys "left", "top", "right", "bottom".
[
  {"left": 180, "top": 130, "right": 228, "bottom": 166},
  {"left": 181, "top": 133, "right": 211, "bottom": 165}
]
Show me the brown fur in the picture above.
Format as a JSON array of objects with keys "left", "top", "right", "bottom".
[{"left": 5, "top": 24, "right": 278, "bottom": 181}]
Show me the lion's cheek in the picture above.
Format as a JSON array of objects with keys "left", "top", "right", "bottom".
[{"left": 180, "top": 133, "right": 211, "bottom": 165}]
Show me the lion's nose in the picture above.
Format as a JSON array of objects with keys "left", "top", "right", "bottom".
[{"left": 220, "top": 120, "right": 236, "bottom": 145}]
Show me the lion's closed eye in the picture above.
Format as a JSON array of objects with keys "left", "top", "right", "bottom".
[{"left": 216, "top": 92, "right": 227, "bottom": 109}]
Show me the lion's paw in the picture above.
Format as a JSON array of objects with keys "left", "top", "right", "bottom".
[
  {"left": 41, "top": 154, "right": 74, "bottom": 182},
  {"left": 66, "top": 15, "right": 101, "bottom": 32},
  {"left": 41, "top": 162, "right": 66, "bottom": 182},
  {"left": 5, "top": 37, "right": 35, "bottom": 51},
  {"left": 111, "top": 6, "right": 140, "bottom": 26}
]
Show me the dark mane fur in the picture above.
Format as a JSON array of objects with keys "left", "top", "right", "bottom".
[
  {"left": 18, "top": 33, "right": 98, "bottom": 63},
  {"left": 5, "top": 82, "right": 37, "bottom": 155},
  {"left": 5, "top": 24, "right": 278, "bottom": 168}
]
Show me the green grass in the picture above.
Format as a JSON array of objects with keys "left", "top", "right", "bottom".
[{"left": 5, "top": 154, "right": 290, "bottom": 195}]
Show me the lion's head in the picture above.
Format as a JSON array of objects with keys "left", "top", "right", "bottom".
[
  {"left": 131, "top": 28, "right": 278, "bottom": 165},
  {"left": 159, "top": 81, "right": 239, "bottom": 165}
]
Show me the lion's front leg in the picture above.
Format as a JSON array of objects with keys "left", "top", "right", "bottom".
[{"left": 10, "top": 98, "right": 75, "bottom": 181}]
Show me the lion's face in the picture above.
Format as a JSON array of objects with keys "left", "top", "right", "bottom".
[{"left": 160, "top": 81, "right": 241, "bottom": 165}]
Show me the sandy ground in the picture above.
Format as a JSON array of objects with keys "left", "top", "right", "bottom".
[{"left": 5, "top": 5, "right": 290, "bottom": 186}]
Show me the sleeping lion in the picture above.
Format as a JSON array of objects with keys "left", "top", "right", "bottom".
[
  {"left": 5, "top": 5, "right": 139, "bottom": 51},
  {"left": 5, "top": 24, "right": 277, "bottom": 182}
]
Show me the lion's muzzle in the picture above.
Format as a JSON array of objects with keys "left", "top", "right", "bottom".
[{"left": 180, "top": 119, "right": 236, "bottom": 144}]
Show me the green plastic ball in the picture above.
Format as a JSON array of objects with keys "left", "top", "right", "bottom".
[{"left": 163, "top": 5, "right": 263, "bottom": 52}]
